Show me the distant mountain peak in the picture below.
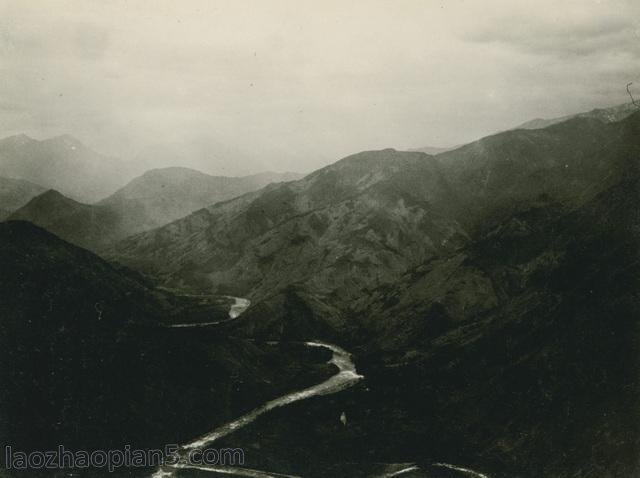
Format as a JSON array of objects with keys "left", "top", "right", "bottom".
[
  {"left": 18, "top": 189, "right": 84, "bottom": 211},
  {"left": 139, "top": 166, "right": 210, "bottom": 179},
  {"left": 0, "top": 133, "right": 37, "bottom": 147},
  {"left": 38, "top": 188, "right": 73, "bottom": 200},
  {"left": 12, "top": 133, "right": 34, "bottom": 141}
]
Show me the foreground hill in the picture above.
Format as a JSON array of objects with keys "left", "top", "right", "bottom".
[
  {"left": 0, "top": 176, "right": 46, "bottom": 219},
  {"left": 0, "top": 134, "right": 129, "bottom": 202},
  {"left": 0, "top": 221, "right": 331, "bottom": 461},
  {"left": 8, "top": 168, "right": 300, "bottom": 250}
]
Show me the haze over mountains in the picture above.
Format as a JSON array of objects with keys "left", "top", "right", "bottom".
[
  {"left": 0, "top": 176, "right": 46, "bottom": 220},
  {"left": 515, "top": 102, "right": 639, "bottom": 131},
  {"left": 98, "top": 167, "right": 300, "bottom": 231},
  {"left": 131, "top": 137, "right": 320, "bottom": 178},
  {"left": 8, "top": 167, "right": 300, "bottom": 250},
  {"left": 407, "top": 102, "right": 639, "bottom": 155},
  {"left": 0, "top": 134, "right": 132, "bottom": 203},
  {"left": 0, "top": 133, "right": 302, "bottom": 205}
]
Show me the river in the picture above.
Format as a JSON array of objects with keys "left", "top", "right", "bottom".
[
  {"left": 153, "top": 297, "right": 488, "bottom": 478},
  {"left": 152, "top": 297, "right": 363, "bottom": 478}
]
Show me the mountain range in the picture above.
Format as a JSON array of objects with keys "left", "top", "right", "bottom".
[
  {"left": 109, "top": 112, "right": 640, "bottom": 315},
  {"left": 3, "top": 103, "right": 640, "bottom": 476},
  {"left": 7, "top": 167, "right": 300, "bottom": 250}
]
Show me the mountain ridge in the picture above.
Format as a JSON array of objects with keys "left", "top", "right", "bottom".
[
  {"left": 514, "top": 102, "right": 639, "bottom": 130},
  {"left": 7, "top": 167, "right": 302, "bottom": 251},
  {"left": 109, "top": 112, "right": 640, "bottom": 312}
]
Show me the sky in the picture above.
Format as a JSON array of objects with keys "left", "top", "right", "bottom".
[{"left": 1, "top": 0, "right": 639, "bottom": 175}]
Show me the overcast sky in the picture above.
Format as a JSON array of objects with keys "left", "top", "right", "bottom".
[{"left": 1, "top": 0, "right": 639, "bottom": 174}]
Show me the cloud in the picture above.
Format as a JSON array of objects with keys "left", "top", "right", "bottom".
[{"left": 464, "top": 10, "right": 640, "bottom": 59}]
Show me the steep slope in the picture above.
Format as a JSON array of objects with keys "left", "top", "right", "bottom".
[
  {"left": 98, "top": 167, "right": 301, "bottom": 234},
  {"left": 435, "top": 112, "right": 640, "bottom": 228},
  {"left": 0, "top": 221, "right": 333, "bottom": 462},
  {"left": 110, "top": 149, "right": 467, "bottom": 304},
  {"left": 0, "top": 134, "right": 128, "bottom": 202},
  {"left": 0, "top": 176, "right": 46, "bottom": 219},
  {"left": 347, "top": 167, "right": 640, "bottom": 477}
]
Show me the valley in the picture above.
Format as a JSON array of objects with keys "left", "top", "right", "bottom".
[{"left": 1, "top": 107, "right": 639, "bottom": 478}]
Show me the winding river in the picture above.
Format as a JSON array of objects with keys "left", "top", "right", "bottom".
[
  {"left": 182, "top": 341, "right": 363, "bottom": 451},
  {"left": 154, "top": 296, "right": 488, "bottom": 478},
  {"left": 152, "top": 297, "right": 363, "bottom": 478}
]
